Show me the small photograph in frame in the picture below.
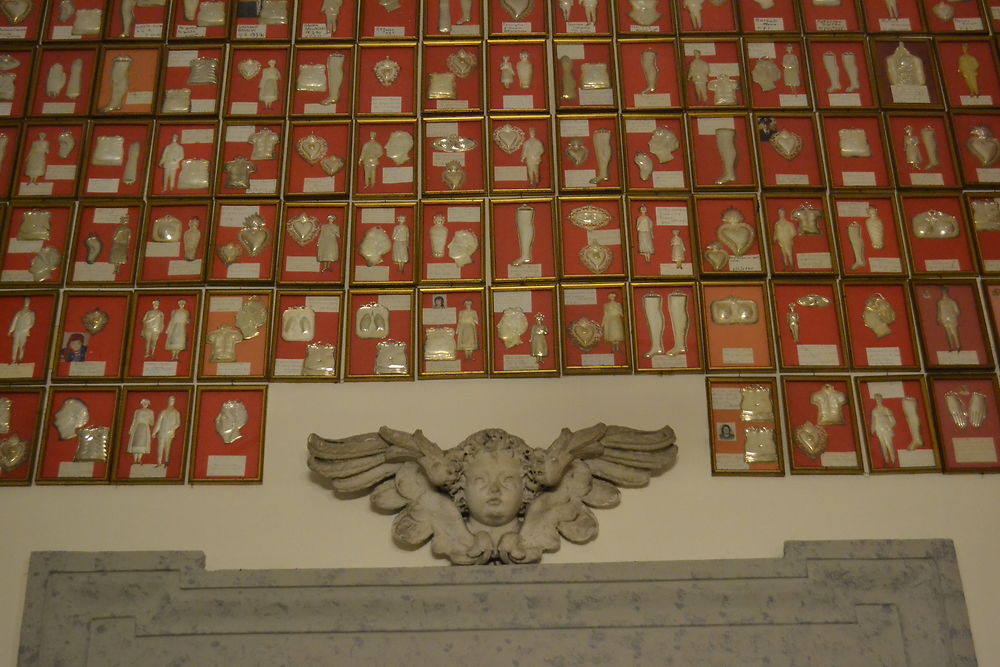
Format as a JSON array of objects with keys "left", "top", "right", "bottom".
[
  {"left": 0, "top": 387, "right": 45, "bottom": 486},
  {"left": 224, "top": 47, "right": 289, "bottom": 118},
  {"left": 707, "top": 377, "right": 785, "bottom": 476},
  {"left": 189, "top": 386, "right": 267, "bottom": 484},
  {"left": 679, "top": 39, "right": 746, "bottom": 108},
  {"left": 560, "top": 283, "right": 632, "bottom": 375},
  {"left": 344, "top": 289, "right": 414, "bottom": 381},
  {"left": 782, "top": 376, "right": 863, "bottom": 474},
  {"left": 417, "top": 288, "right": 487, "bottom": 379},
  {"left": 489, "top": 285, "right": 559, "bottom": 377},
  {"left": 30, "top": 46, "right": 98, "bottom": 117},
  {"left": 14, "top": 123, "right": 85, "bottom": 198},
  {"left": 0, "top": 204, "right": 73, "bottom": 287},
  {"left": 626, "top": 197, "right": 696, "bottom": 280},
  {"left": 929, "top": 376, "right": 1000, "bottom": 473},
  {"left": 486, "top": 41, "right": 549, "bottom": 113},
  {"left": 630, "top": 283, "right": 702, "bottom": 373},
  {"left": 93, "top": 47, "right": 161, "bottom": 116},
  {"left": 771, "top": 281, "right": 848, "bottom": 371},
  {"left": 761, "top": 195, "right": 836, "bottom": 275},
  {"left": 701, "top": 282, "right": 775, "bottom": 372},
  {"left": 112, "top": 387, "right": 192, "bottom": 483},
  {"left": 754, "top": 114, "right": 825, "bottom": 189},
  {"left": 270, "top": 290, "right": 343, "bottom": 380},
  {"left": 855, "top": 375, "right": 941, "bottom": 473},
  {"left": 158, "top": 45, "right": 226, "bottom": 116},
  {"left": 830, "top": 195, "right": 907, "bottom": 277},
  {"left": 79, "top": 122, "right": 153, "bottom": 199},
  {"left": 618, "top": 39, "right": 681, "bottom": 112},
  {"left": 489, "top": 198, "right": 558, "bottom": 282},
  {"left": 841, "top": 281, "right": 920, "bottom": 370},
  {"left": 198, "top": 291, "right": 272, "bottom": 381},
  {"left": 349, "top": 203, "right": 417, "bottom": 285},
  {"left": 966, "top": 194, "right": 1000, "bottom": 274},
  {"left": 278, "top": 203, "right": 347, "bottom": 285},
  {"left": 898, "top": 194, "right": 977, "bottom": 276},
  {"left": 209, "top": 201, "right": 280, "bottom": 283},
  {"left": 0, "top": 292, "right": 58, "bottom": 383},
  {"left": 125, "top": 291, "right": 200, "bottom": 381},
  {"left": 52, "top": 292, "right": 132, "bottom": 381},
  {"left": 216, "top": 122, "right": 284, "bottom": 198},
  {"left": 419, "top": 200, "right": 485, "bottom": 283},
  {"left": 743, "top": 39, "right": 812, "bottom": 110},
  {"left": 910, "top": 280, "right": 994, "bottom": 371},
  {"left": 36, "top": 386, "right": 120, "bottom": 484},
  {"left": 68, "top": 202, "right": 144, "bottom": 286},
  {"left": 138, "top": 202, "right": 210, "bottom": 284},
  {"left": 557, "top": 196, "right": 626, "bottom": 280}
]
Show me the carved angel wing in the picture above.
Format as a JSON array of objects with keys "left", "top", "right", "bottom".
[
  {"left": 507, "top": 424, "right": 677, "bottom": 564},
  {"left": 307, "top": 428, "right": 491, "bottom": 565}
]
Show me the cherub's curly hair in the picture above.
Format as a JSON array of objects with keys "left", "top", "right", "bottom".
[{"left": 446, "top": 429, "right": 541, "bottom": 517}]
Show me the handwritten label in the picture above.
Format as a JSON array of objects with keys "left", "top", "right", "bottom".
[
  {"left": 355, "top": 265, "right": 390, "bottom": 281},
  {"left": 924, "top": 258, "right": 961, "bottom": 272},
  {"left": 707, "top": 62, "right": 741, "bottom": 78},
  {"left": 753, "top": 17, "right": 784, "bottom": 31},
  {"left": 652, "top": 171, "right": 684, "bottom": 188},
  {"left": 68, "top": 361, "right": 106, "bottom": 377},
  {"left": 426, "top": 360, "right": 462, "bottom": 373},
  {"left": 502, "top": 95, "right": 534, "bottom": 109},
  {"left": 556, "top": 43, "right": 585, "bottom": 60},
  {"left": 373, "top": 26, "right": 405, "bottom": 37},
  {"left": 507, "top": 263, "right": 542, "bottom": 278},
  {"left": 867, "top": 257, "right": 902, "bottom": 272},
  {"left": 564, "top": 169, "right": 597, "bottom": 187},
  {"left": 168, "top": 259, "right": 201, "bottom": 276},
  {"left": 721, "top": 348, "right": 754, "bottom": 364},
  {"left": 175, "top": 25, "right": 206, "bottom": 37},
  {"left": 503, "top": 355, "right": 539, "bottom": 371},
  {"left": 634, "top": 93, "right": 672, "bottom": 108},
  {"left": 820, "top": 452, "right": 859, "bottom": 468},
  {"left": 435, "top": 99, "right": 468, "bottom": 110},
  {"left": 381, "top": 166, "right": 413, "bottom": 184},
  {"left": 711, "top": 387, "right": 742, "bottom": 410},
  {"left": 953, "top": 17, "right": 984, "bottom": 30},
  {"left": 42, "top": 102, "right": 76, "bottom": 114},
  {"left": 73, "top": 262, "right": 115, "bottom": 282},
  {"left": 960, "top": 95, "right": 993, "bottom": 105},
  {"left": 370, "top": 97, "right": 402, "bottom": 113},
  {"left": 236, "top": 24, "right": 266, "bottom": 39},
  {"left": 361, "top": 208, "right": 394, "bottom": 224},
  {"left": 776, "top": 173, "right": 809, "bottom": 185},
  {"left": 214, "top": 362, "right": 252, "bottom": 376},
  {"left": 581, "top": 353, "right": 615, "bottom": 366},
  {"left": 301, "top": 23, "right": 331, "bottom": 38},
  {"left": 565, "top": 21, "right": 595, "bottom": 34},
  {"left": 651, "top": 355, "right": 688, "bottom": 369},
  {"left": 728, "top": 255, "right": 762, "bottom": 272},
  {"left": 954, "top": 437, "right": 998, "bottom": 463},
  {"left": 145, "top": 241, "right": 180, "bottom": 258},
  {"left": 828, "top": 93, "right": 861, "bottom": 106},
  {"left": 747, "top": 43, "right": 777, "bottom": 59},
  {"left": 842, "top": 171, "right": 876, "bottom": 186},
  {"left": 976, "top": 168, "right": 1000, "bottom": 182},
  {"left": 285, "top": 256, "right": 321, "bottom": 272},
  {"left": 220, "top": 205, "right": 260, "bottom": 227},
  {"left": 86, "top": 179, "right": 119, "bottom": 194},
  {"left": 837, "top": 200, "right": 869, "bottom": 217},
  {"left": 796, "top": 344, "right": 839, "bottom": 366},
  {"left": 44, "top": 165, "right": 76, "bottom": 181},
  {"left": 501, "top": 22, "right": 531, "bottom": 33},
  {"left": 494, "top": 166, "right": 528, "bottom": 181},
  {"left": 142, "top": 361, "right": 178, "bottom": 376},
  {"left": 209, "top": 296, "right": 244, "bottom": 312},
  {"left": 425, "top": 263, "right": 461, "bottom": 280},
  {"left": 559, "top": 119, "right": 590, "bottom": 137},
  {"left": 815, "top": 19, "right": 847, "bottom": 31},
  {"left": 865, "top": 347, "right": 902, "bottom": 366},
  {"left": 910, "top": 173, "right": 944, "bottom": 186},
  {"left": 937, "top": 350, "right": 980, "bottom": 365},
  {"left": 0, "top": 363, "right": 34, "bottom": 379},
  {"left": 660, "top": 262, "right": 693, "bottom": 275},
  {"left": 130, "top": 464, "right": 167, "bottom": 479},
  {"left": 247, "top": 179, "right": 276, "bottom": 194},
  {"left": 779, "top": 94, "right": 809, "bottom": 107},
  {"left": 378, "top": 294, "right": 411, "bottom": 311},
  {"left": 655, "top": 207, "right": 688, "bottom": 226},
  {"left": 227, "top": 263, "right": 260, "bottom": 279},
  {"left": 274, "top": 358, "right": 305, "bottom": 376},
  {"left": 899, "top": 448, "right": 936, "bottom": 468},
  {"left": 564, "top": 288, "right": 597, "bottom": 306},
  {"left": 879, "top": 18, "right": 911, "bottom": 31},
  {"left": 206, "top": 455, "right": 247, "bottom": 477},
  {"left": 796, "top": 252, "right": 833, "bottom": 269},
  {"left": 125, "top": 91, "right": 153, "bottom": 106},
  {"left": 134, "top": 23, "right": 163, "bottom": 38},
  {"left": 181, "top": 128, "right": 214, "bottom": 144},
  {"left": 432, "top": 151, "right": 464, "bottom": 167}
]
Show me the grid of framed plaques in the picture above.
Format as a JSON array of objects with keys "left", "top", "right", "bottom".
[{"left": 1, "top": 0, "right": 1000, "bottom": 485}]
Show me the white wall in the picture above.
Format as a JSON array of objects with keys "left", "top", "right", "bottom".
[{"left": 3, "top": 375, "right": 999, "bottom": 664}]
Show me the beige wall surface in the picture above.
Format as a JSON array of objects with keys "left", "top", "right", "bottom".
[{"left": 2, "top": 375, "right": 998, "bottom": 664}]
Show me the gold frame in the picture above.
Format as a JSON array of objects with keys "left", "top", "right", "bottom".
[
  {"left": 853, "top": 374, "right": 942, "bottom": 474},
  {"left": 421, "top": 40, "right": 485, "bottom": 114},
  {"left": 557, "top": 194, "right": 628, "bottom": 281},
  {"left": 50, "top": 289, "right": 133, "bottom": 383},
  {"left": 485, "top": 39, "right": 550, "bottom": 113},
  {"left": 706, "top": 376, "right": 785, "bottom": 478},
  {"left": 136, "top": 198, "right": 212, "bottom": 285},
  {"left": 277, "top": 201, "right": 350, "bottom": 285},
  {"left": 963, "top": 192, "right": 1000, "bottom": 276},
  {"left": 684, "top": 112, "right": 758, "bottom": 191},
  {"left": 884, "top": 111, "right": 962, "bottom": 190},
  {"left": 760, "top": 191, "right": 837, "bottom": 276},
  {"left": 283, "top": 119, "right": 353, "bottom": 199},
  {"left": 343, "top": 288, "right": 416, "bottom": 382},
  {"left": 898, "top": 190, "right": 978, "bottom": 277},
  {"left": 692, "top": 193, "right": 767, "bottom": 276},
  {"left": 804, "top": 34, "right": 877, "bottom": 109},
  {"left": 677, "top": 36, "right": 749, "bottom": 109},
  {"left": 554, "top": 113, "right": 624, "bottom": 193},
  {"left": 488, "top": 196, "right": 560, "bottom": 283},
  {"left": 421, "top": 115, "right": 487, "bottom": 196},
  {"left": 741, "top": 37, "right": 814, "bottom": 110},
  {"left": 0, "top": 386, "right": 46, "bottom": 486},
  {"left": 618, "top": 113, "right": 690, "bottom": 193},
  {"left": 349, "top": 201, "right": 419, "bottom": 286},
  {"left": 0, "top": 200, "right": 74, "bottom": 288},
  {"left": 35, "top": 385, "right": 121, "bottom": 485},
  {"left": 839, "top": 278, "right": 922, "bottom": 371},
  {"left": 78, "top": 118, "right": 156, "bottom": 200},
  {"left": 111, "top": 385, "right": 194, "bottom": 485},
  {"left": 927, "top": 373, "right": 1000, "bottom": 474},
  {"left": 869, "top": 36, "right": 946, "bottom": 110},
  {"left": 123, "top": 288, "right": 202, "bottom": 382},
  {"left": 188, "top": 384, "right": 268, "bottom": 484},
  {"left": 552, "top": 38, "right": 619, "bottom": 111},
  {"left": 769, "top": 279, "right": 850, "bottom": 372},
  {"left": 417, "top": 198, "right": 486, "bottom": 285},
  {"left": 221, "top": 43, "right": 292, "bottom": 118},
  {"left": 558, "top": 281, "right": 633, "bottom": 375},
  {"left": 0, "top": 290, "right": 60, "bottom": 384},
  {"left": 155, "top": 43, "right": 227, "bottom": 118},
  {"left": 818, "top": 111, "right": 896, "bottom": 190},
  {"left": 354, "top": 41, "right": 420, "bottom": 117},
  {"left": 215, "top": 118, "right": 286, "bottom": 199},
  {"left": 486, "top": 114, "right": 555, "bottom": 194},
  {"left": 197, "top": 289, "right": 274, "bottom": 382},
  {"left": 416, "top": 286, "right": 489, "bottom": 380},
  {"left": 352, "top": 117, "right": 419, "bottom": 199},
  {"left": 780, "top": 375, "right": 864, "bottom": 475},
  {"left": 628, "top": 281, "right": 704, "bottom": 374},
  {"left": 829, "top": 191, "right": 909, "bottom": 278},
  {"left": 487, "top": 284, "right": 561, "bottom": 378},
  {"left": 66, "top": 200, "right": 147, "bottom": 288},
  {"left": 146, "top": 120, "right": 219, "bottom": 199},
  {"left": 752, "top": 112, "right": 827, "bottom": 191},
  {"left": 624, "top": 195, "right": 698, "bottom": 280},
  {"left": 909, "top": 278, "right": 996, "bottom": 371},
  {"left": 268, "top": 288, "right": 345, "bottom": 382},
  {"left": 699, "top": 280, "right": 776, "bottom": 373},
  {"left": 207, "top": 199, "right": 281, "bottom": 284}
]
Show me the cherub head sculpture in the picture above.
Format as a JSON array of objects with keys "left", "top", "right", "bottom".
[{"left": 308, "top": 424, "right": 677, "bottom": 565}]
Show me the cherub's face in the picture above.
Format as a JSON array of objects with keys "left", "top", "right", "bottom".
[{"left": 464, "top": 450, "right": 524, "bottom": 528}]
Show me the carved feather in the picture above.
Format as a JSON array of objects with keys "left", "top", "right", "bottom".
[
  {"left": 585, "top": 458, "right": 654, "bottom": 488},
  {"left": 581, "top": 478, "right": 620, "bottom": 508},
  {"left": 307, "top": 432, "right": 387, "bottom": 460},
  {"left": 370, "top": 479, "right": 408, "bottom": 512},
  {"left": 600, "top": 425, "right": 677, "bottom": 451},
  {"left": 536, "top": 423, "right": 607, "bottom": 486},
  {"left": 307, "top": 452, "right": 387, "bottom": 479},
  {"left": 556, "top": 506, "right": 598, "bottom": 544},
  {"left": 327, "top": 462, "right": 401, "bottom": 494},
  {"left": 600, "top": 447, "right": 673, "bottom": 470}
]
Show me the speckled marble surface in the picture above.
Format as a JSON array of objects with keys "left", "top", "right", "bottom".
[{"left": 19, "top": 540, "right": 975, "bottom": 666}]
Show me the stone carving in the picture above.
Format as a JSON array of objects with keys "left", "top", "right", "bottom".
[{"left": 307, "top": 424, "right": 677, "bottom": 564}]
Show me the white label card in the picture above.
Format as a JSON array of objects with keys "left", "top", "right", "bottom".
[
  {"left": 142, "top": 361, "right": 178, "bottom": 377},
  {"left": 381, "top": 166, "right": 413, "bottom": 184},
  {"left": 503, "top": 355, "right": 539, "bottom": 371},
  {"left": 653, "top": 171, "right": 685, "bottom": 188},
  {"left": 634, "top": 93, "right": 672, "bottom": 107},
  {"left": 898, "top": 448, "right": 936, "bottom": 468},
  {"left": 715, "top": 453, "right": 749, "bottom": 471},
  {"left": 274, "top": 358, "right": 306, "bottom": 376},
  {"left": 796, "top": 252, "right": 833, "bottom": 269},
  {"left": 214, "top": 362, "right": 252, "bottom": 376},
  {"left": 697, "top": 117, "right": 736, "bottom": 135},
  {"left": 503, "top": 95, "right": 535, "bottom": 109},
  {"left": 651, "top": 355, "right": 688, "bottom": 369},
  {"left": 507, "top": 264, "right": 542, "bottom": 279},
  {"left": 370, "top": 97, "right": 402, "bottom": 114},
  {"left": 869, "top": 257, "right": 903, "bottom": 273},
  {"left": 891, "top": 85, "right": 930, "bottom": 104},
  {"left": 206, "top": 455, "right": 248, "bottom": 477},
  {"left": 796, "top": 344, "right": 840, "bottom": 366},
  {"left": 865, "top": 347, "right": 903, "bottom": 366},
  {"left": 130, "top": 464, "right": 167, "bottom": 479},
  {"left": 564, "top": 170, "right": 597, "bottom": 187},
  {"left": 842, "top": 172, "right": 877, "bottom": 186},
  {"left": 924, "top": 259, "right": 961, "bottom": 272},
  {"left": 58, "top": 462, "right": 95, "bottom": 478},
  {"left": 953, "top": 438, "right": 998, "bottom": 464},
  {"left": 494, "top": 166, "right": 528, "bottom": 181},
  {"left": 937, "top": 350, "right": 980, "bottom": 365},
  {"left": 587, "top": 229, "right": 621, "bottom": 246},
  {"left": 556, "top": 44, "right": 585, "bottom": 60},
  {"left": 820, "top": 452, "right": 859, "bottom": 468},
  {"left": 721, "top": 348, "right": 754, "bottom": 364},
  {"left": 361, "top": 208, "right": 395, "bottom": 224},
  {"left": 581, "top": 353, "right": 615, "bottom": 366},
  {"left": 167, "top": 259, "right": 202, "bottom": 276},
  {"left": 836, "top": 201, "right": 869, "bottom": 217},
  {"left": 220, "top": 205, "right": 260, "bottom": 227},
  {"left": 684, "top": 43, "right": 716, "bottom": 56},
  {"left": 866, "top": 381, "right": 905, "bottom": 399},
  {"left": 355, "top": 265, "right": 390, "bottom": 281},
  {"left": 779, "top": 94, "right": 809, "bottom": 107},
  {"left": 728, "top": 255, "right": 762, "bottom": 272},
  {"left": 93, "top": 208, "right": 129, "bottom": 224},
  {"left": 305, "top": 296, "right": 340, "bottom": 313},
  {"left": 209, "top": 296, "right": 244, "bottom": 313},
  {"left": 828, "top": 93, "right": 861, "bottom": 106},
  {"left": 492, "top": 291, "right": 533, "bottom": 313},
  {"left": 230, "top": 102, "right": 259, "bottom": 115},
  {"left": 425, "top": 263, "right": 461, "bottom": 280},
  {"left": 656, "top": 207, "right": 688, "bottom": 226},
  {"left": 559, "top": 119, "right": 590, "bottom": 137},
  {"left": 68, "top": 361, "right": 106, "bottom": 377},
  {"left": 564, "top": 289, "right": 597, "bottom": 305},
  {"left": 747, "top": 43, "right": 776, "bottom": 59},
  {"left": 711, "top": 387, "right": 742, "bottom": 410},
  {"left": 285, "top": 256, "right": 321, "bottom": 272},
  {"left": 378, "top": 294, "right": 411, "bottom": 311},
  {"left": 181, "top": 129, "right": 214, "bottom": 144},
  {"left": 422, "top": 307, "right": 457, "bottom": 325},
  {"left": 426, "top": 360, "right": 462, "bottom": 373},
  {"left": 879, "top": 18, "right": 911, "bottom": 31}
]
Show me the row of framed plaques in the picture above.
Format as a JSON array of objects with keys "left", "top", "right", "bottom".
[
  {"left": 2, "top": 280, "right": 997, "bottom": 383},
  {"left": 2, "top": 0, "right": 1000, "bottom": 43},
  {"left": 3, "top": 38, "right": 1000, "bottom": 118},
  {"left": 0, "top": 384, "right": 266, "bottom": 485},
  {"left": 2, "top": 194, "right": 998, "bottom": 292},
  {"left": 3, "top": 113, "right": 1000, "bottom": 200},
  {"left": 707, "top": 374, "right": 1000, "bottom": 475}
]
